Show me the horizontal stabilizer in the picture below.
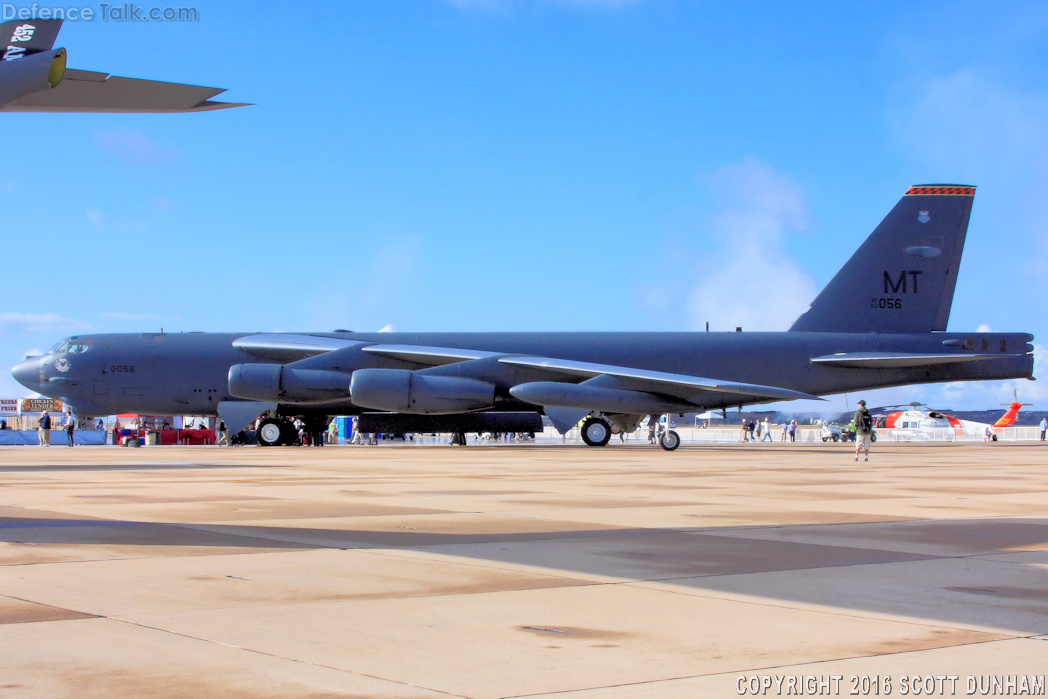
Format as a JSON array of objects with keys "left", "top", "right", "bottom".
[
  {"left": 809, "top": 352, "right": 1016, "bottom": 368},
  {"left": 2, "top": 71, "right": 248, "bottom": 112}
]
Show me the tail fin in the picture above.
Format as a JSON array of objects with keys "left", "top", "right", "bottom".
[
  {"left": 790, "top": 185, "right": 975, "bottom": 333},
  {"left": 993, "top": 402, "right": 1024, "bottom": 427},
  {"left": 2, "top": 19, "right": 62, "bottom": 62}
]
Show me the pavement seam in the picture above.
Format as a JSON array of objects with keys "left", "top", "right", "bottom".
[{"left": 96, "top": 614, "right": 471, "bottom": 699}]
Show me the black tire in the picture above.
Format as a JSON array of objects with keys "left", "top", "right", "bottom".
[
  {"left": 660, "top": 430, "right": 681, "bottom": 451},
  {"left": 822, "top": 437, "right": 829, "bottom": 443},
  {"left": 832, "top": 434, "right": 840, "bottom": 442},
  {"left": 581, "top": 418, "right": 612, "bottom": 447},
  {"left": 257, "top": 418, "right": 284, "bottom": 447}
]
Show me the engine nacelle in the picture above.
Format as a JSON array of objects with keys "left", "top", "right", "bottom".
[
  {"left": 228, "top": 364, "right": 351, "bottom": 404},
  {"left": 0, "top": 49, "right": 66, "bottom": 107},
  {"left": 349, "top": 369, "right": 495, "bottom": 414}
]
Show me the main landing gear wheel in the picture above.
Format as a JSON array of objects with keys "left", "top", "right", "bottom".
[
  {"left": 257, "top": 418, "right": 286, "bottom": 447},
  {"left": 581, "top": 418, "right": 612, "bottom": 447},
  {"left": 660, "top": 429, "right": 681, "bottom": 451}
]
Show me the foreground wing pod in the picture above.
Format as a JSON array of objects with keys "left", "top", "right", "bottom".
[
  {"left": 810, "top": 352, "right": 1019, "bottom": 369},
  {"left": 510, "top": 381, "right": 694, "bottom": 415}
]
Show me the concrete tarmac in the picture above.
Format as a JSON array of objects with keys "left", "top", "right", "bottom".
[{"left": 0, "top": 442, "right": 1045, "bottom": 698}]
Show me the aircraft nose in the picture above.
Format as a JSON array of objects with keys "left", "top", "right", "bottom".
[{"left": 11, "top": 358, "right": 41, "bottom": 391}]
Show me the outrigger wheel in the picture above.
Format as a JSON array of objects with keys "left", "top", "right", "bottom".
[
  {"left": 257, "top": 417, "right": 286, "bottom": 447},
  {"left": 660, "top": 429, "right": 681, "bottom": 451},
  {"left": 580, "top": 417, "right": 612, "bottom": 447}
]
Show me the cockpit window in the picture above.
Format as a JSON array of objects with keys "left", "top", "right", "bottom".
[{"left": 47, "top": 340, "right": 89, "bottom": 354}]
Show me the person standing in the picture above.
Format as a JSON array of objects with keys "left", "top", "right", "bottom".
[
  {"left": 1040, "top": 416, "right": 1047, "bottom": 441},
  {"left": 780, "top": 421, "right": 788, "bottom": 441},
  {"left": 216, "top": 420, "right": 229, "bottom": 446},
  {"left": 38, "top": 411, "right": 51, "bottom": 447},
  {"left": 761, "top": 417, "right": 772, "bottom": 442},
  {"left": 788, "top": 420, "right": 797, "bottom": 442},
  {"left": 747, "top": 420, "right": 756, "bottom": 443},
  {"left": 853, "top": 400, "right": 874, "bottom": 461},
  {"left": 63, "top": 410, "right": 75, "bottom": 447}
]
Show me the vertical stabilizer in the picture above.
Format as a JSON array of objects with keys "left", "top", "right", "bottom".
[
  {"left": 790, "top": 185, "right": 975, "bottom": 333},
  {"left": 1, "top": 19, "right": 62, "bottom": 62}
]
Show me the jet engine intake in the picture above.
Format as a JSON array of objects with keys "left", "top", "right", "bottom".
[
  {"left": 349, "top": 368, "right": 495, "bottom": 414},
  {"left": 228, "top": 364, "right": 350, "bottom": 404},
  {"left": 0, "top": 49, "right": 66, "bottom": 107}
]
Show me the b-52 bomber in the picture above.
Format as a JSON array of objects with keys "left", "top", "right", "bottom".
[
  {"left": 12, "top": 186, "right": 1035, "bottom": 450},
  {"left": 1, "top": 18, "right": 245, "bottom": 112}
]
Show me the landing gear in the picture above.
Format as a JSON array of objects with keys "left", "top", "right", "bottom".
[
  {"left": 257, "top": 417, "right": 294, "bottom": 447},
  {"left": 451, "top": 432, "right": 468, "bottom": 446},
  {"left": 660, "top": 429, "right": 681, "bottom": 451},
  {"left": 581, "top": 417, "right": 612, "bottom": 447}
]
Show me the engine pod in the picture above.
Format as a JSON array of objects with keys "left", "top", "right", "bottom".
[
  {"left": 229, "top": 364, "right": 351, "bottom": 404},
  {"left": 350, "top": 369, "right": 495, "bottom": 414}
]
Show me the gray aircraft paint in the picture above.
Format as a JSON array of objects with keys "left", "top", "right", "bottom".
[
  {"left": 0, "top": 19, "right": 246, "bottom": 112},
  {"left": 11, "top": 186, "right": 1035, "bottom": 437}
]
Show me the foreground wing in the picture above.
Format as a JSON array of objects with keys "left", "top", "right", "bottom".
[
  {"left": 361, "top": 344, "right": 500, "bottom": 366},
  {"left": 499, "top": 356, "right": 821, "bottom": 402},
  {"left": 233, "top": 334, "right": 362, "bottom": 362}
]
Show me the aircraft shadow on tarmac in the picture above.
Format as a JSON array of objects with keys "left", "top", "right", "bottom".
[{"left": 2, "top": 514, "right": 1047, "bottom": 635}]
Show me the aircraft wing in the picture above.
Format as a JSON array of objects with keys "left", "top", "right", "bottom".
[
  {"left": 1, "top": 68, "right": 248, "bottom": 112},
  {"left": 498, "top": 356, "right": 822, "bottom": 402},
  {"left": 356, "top": 344, "right": 819, "bottom": 402},
  {"left": 233, "top": 334, "right": 362, "bottom": 362}
]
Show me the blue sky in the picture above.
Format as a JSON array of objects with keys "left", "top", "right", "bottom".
[{"left": 2, "top": 0, "right": 1047, "bottom": 412}]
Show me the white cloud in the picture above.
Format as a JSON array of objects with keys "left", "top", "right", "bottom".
[
  {"left": 99, "top": 312, "right": 165, "bottom": 321},
  {"left": 94, "top": 128, "right": 182, "bottom": 167},
  {"left": 682, "top": 158, "right": 818, "bottom": 332},
  {"left": 893, "top": 70, "right": 1048, "bottom": 179},
  {"left": 976, "top": 323, "right": 993, "bottom": 333},
  {"left": 0, "top": 313, "right": 90, "bottom": 332},
  {"left": 377, "top": 325, "right": 395, "bottom": 333}
]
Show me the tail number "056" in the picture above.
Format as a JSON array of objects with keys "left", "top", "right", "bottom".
[{"left": 871, "top": 298, "right": 902, "bottom": 309}]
